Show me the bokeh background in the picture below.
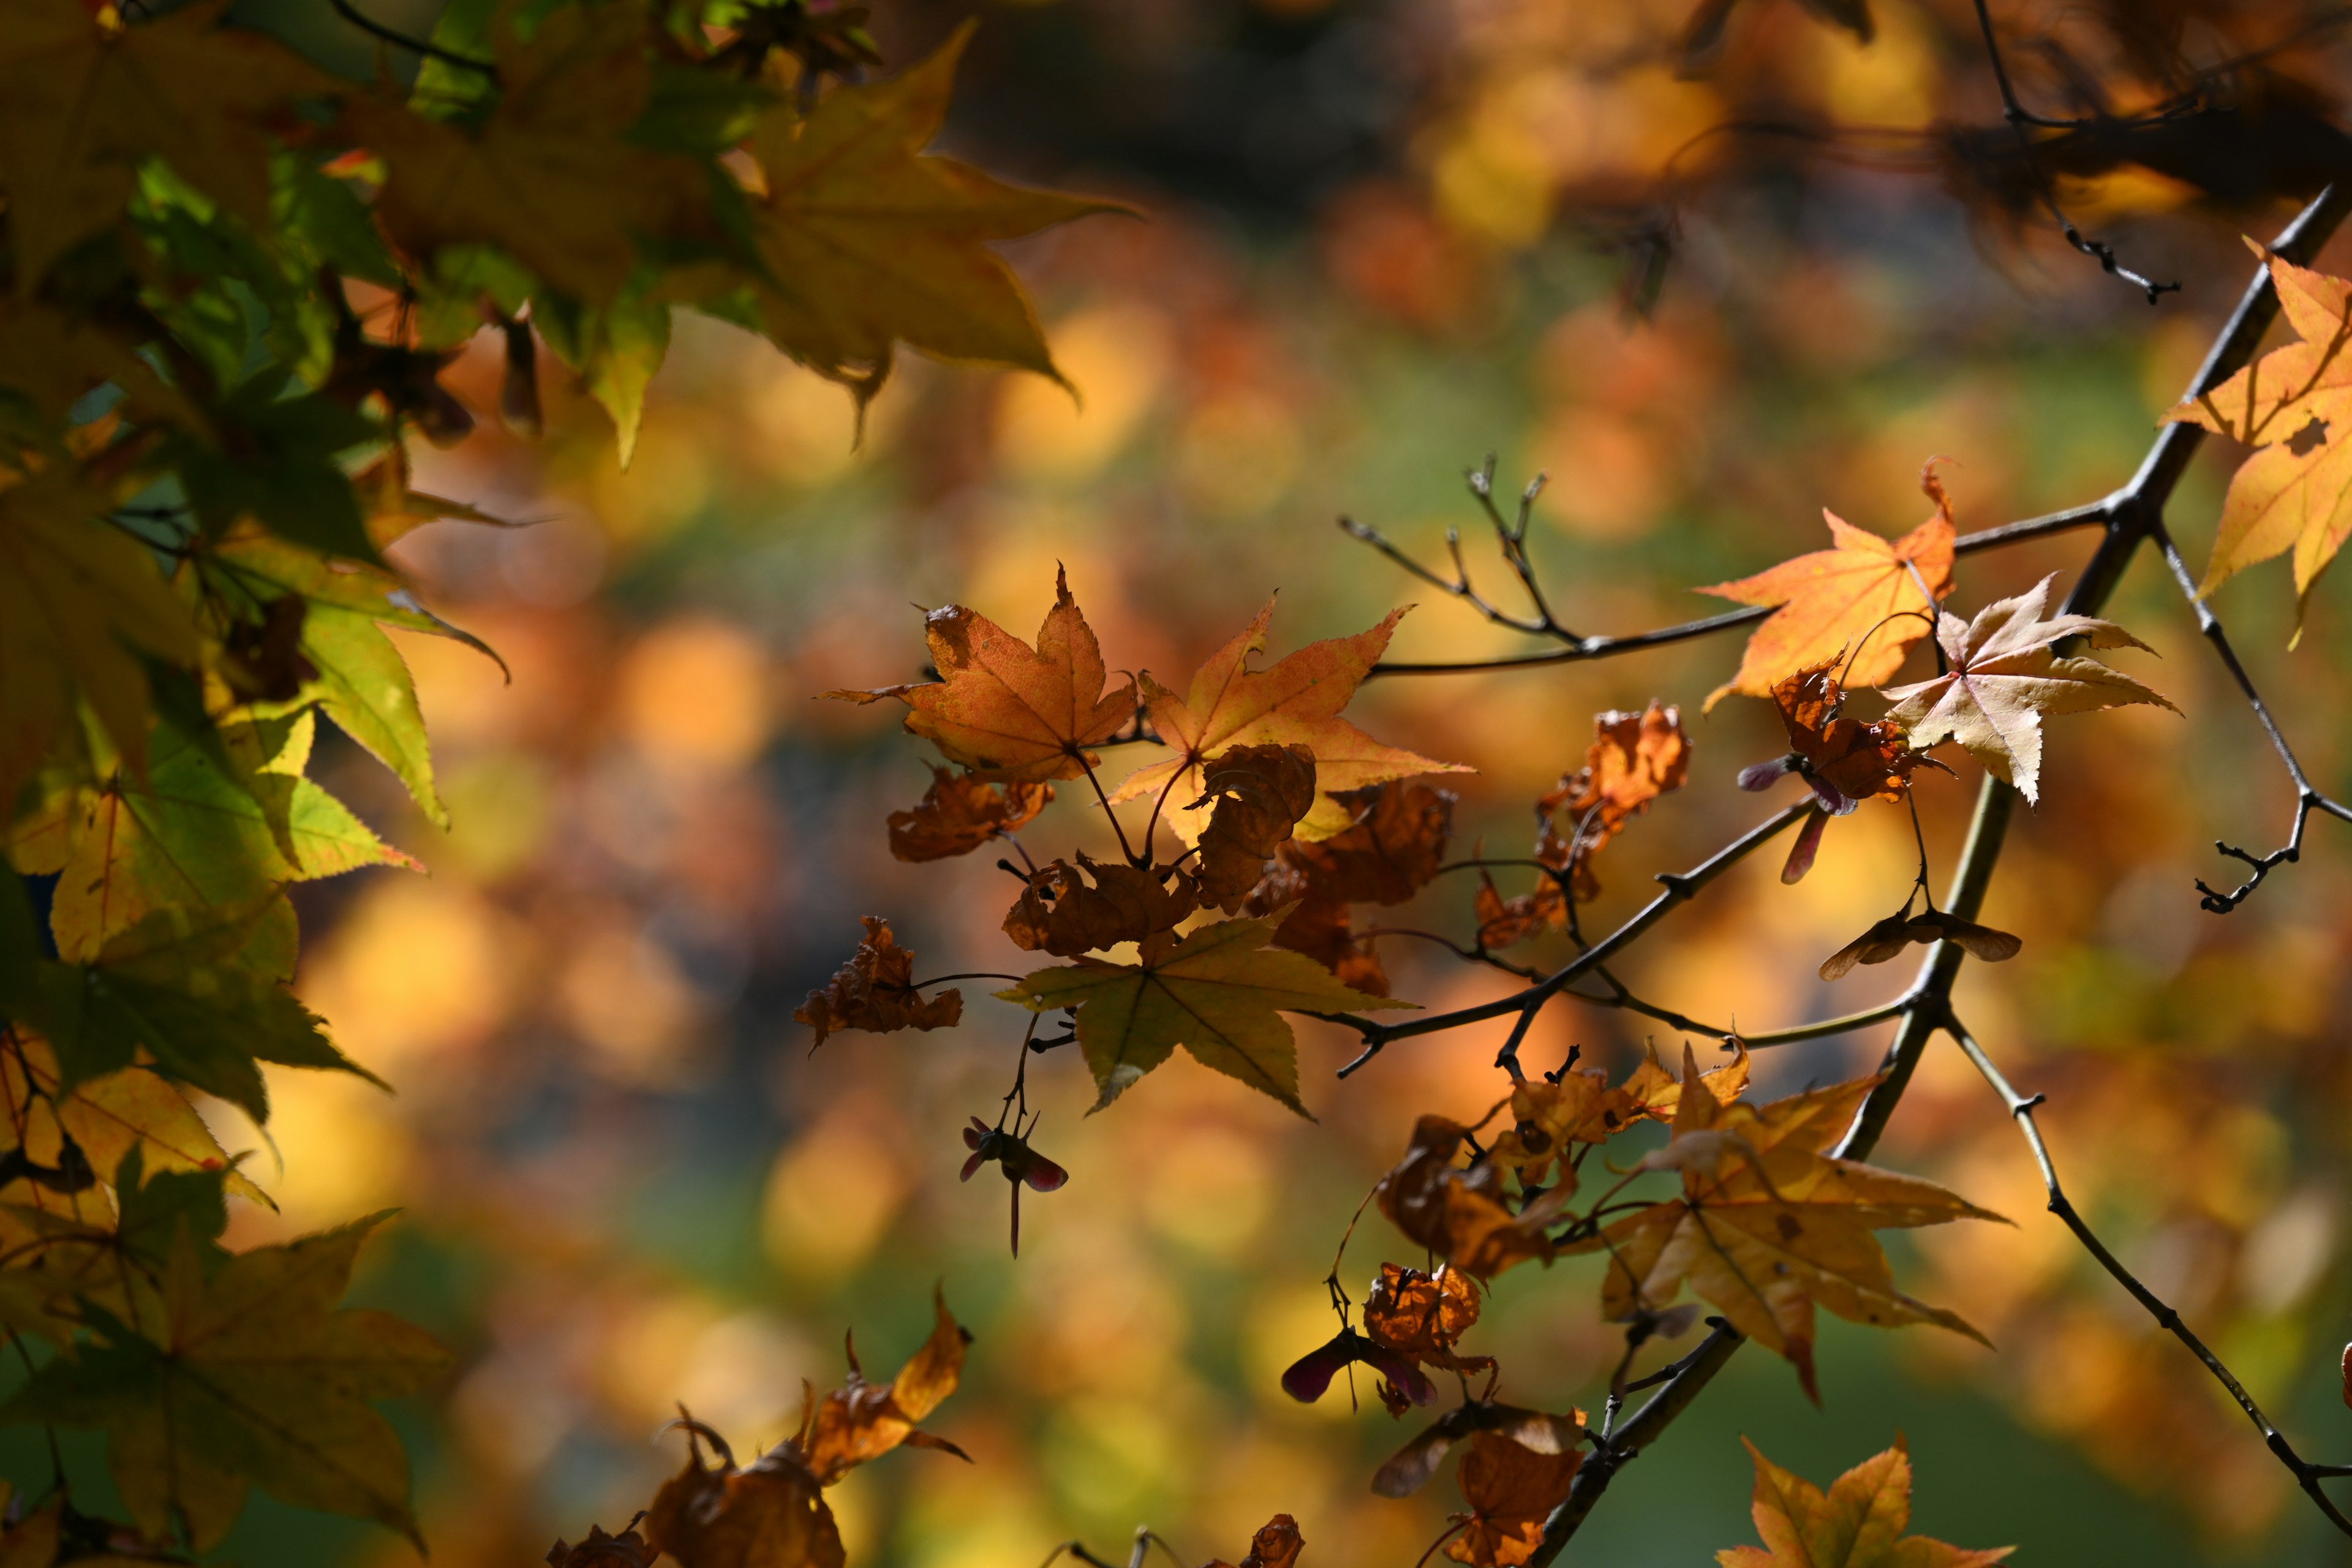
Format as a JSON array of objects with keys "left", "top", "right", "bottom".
[{"left": 55, "top": 0, "right": 2352, "bottom": 1561}]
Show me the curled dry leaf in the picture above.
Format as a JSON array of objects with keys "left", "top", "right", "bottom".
[
  {"left": 1702, "top": 462, "right": 1956, "bottom": 707},
  {"left": 829, "top": 566, "right": 1134, "bottom": 784},
  {"left": 793, "top": 917, "right": 962, "bottom": 1048},
  {"left": 1882, "top": 575, "right": 2176, "bottom": 805},
  {"left": 1363, "top": 1263, "right": 1489, "bottom": 1374},
  {"left": 1479, "top": 704, "right": 1689, "bottom": 945},
  {"left": 644, "top": 1438, "right": 844, "bottom": 1568},
  {"left": 2165, "top": 247, "right": 2352, "bottom": 631},
  {"left": 801, "top": 1288, "right": 973, "bottom": 1482},
  {"left": 1819, "top": 910, "right": 2021, "bottom": 982},
  {"left": 1446, "top": 1430, "right": 1585, "bottom": 1567},
  {"left": 1109, "top": 598, "right": 1469, "bottom": 843},
  {"left": 1207, "top": 1514, "right": 1306, "bottom": 1568},
  {"left": 1245, "top": 781, "right": 1458, "bottom": 995},
  {"left": 547, "top": 1521, "right": 657, "bottom": 1568},
  {"left": 1486, "top": 1069, "right": 1622, "bottom": 1188},
  {"left": 1280, "top": 1325, "right": 1437, "bottom": 1409},
  {"left": 1717, "top": 1436, "right": 2012, "bottom": 1568},
  {"left": 1743, "top": 660, "right": 1937, "bottom": 816},
  {"left": 1002, "top": 854, "right": 1199, "bottom": 958},
  {"left": 1374, "top": 1401, "right": 1585, "bottom": 1501},
  {"left": 1566, "top": 1048, "right": 2003, "bottom": 1401},
  {"left": 1376, "top": 1115, "right": 1572, "bottom": 1278},
  {"left": 1191, "top": 743, "right": 1319, "bottom": 910},
  {"left": 887, "top": 766, "right": 1051, "bottom": 861},
  {"left": 1003, "top": 915, "right": 1410, "bottom": 1115}
]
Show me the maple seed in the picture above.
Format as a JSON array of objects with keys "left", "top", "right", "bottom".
[
  {"left": 1279, "top": 1324, "right": 1437, "bottom": 1408},
  {"left": 960, "top": 1114, "right": 1069, "bottom": 1257}
]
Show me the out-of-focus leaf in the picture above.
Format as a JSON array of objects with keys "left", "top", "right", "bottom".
[
  {"left": 533, "top": 282, "right": 672, "bottom": 467},
  {"left": 1716, "top": 1436, "right": 2012, "bottom": 1567}
]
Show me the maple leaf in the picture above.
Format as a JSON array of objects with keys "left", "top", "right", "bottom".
[
  {"left": 644, "top": 1438, "right": 844, "bottom": 1568},
  {"left": 2165, "top": 247, "right": 2352, "bottom": 630},
  {"left": 888, "top": 766, "right": 1052, "bottom": 862},
  {"left": 1109, "top": 599, "right": 1469, "bottom": 845},
  {"left": 343, "top": 1, "right": 710, "bottom": 306},
  {"left": 0, "top": 1032, "right": 269, "bottom": 1212},
  {"left": 798, "top": 1287, "right": 971, "bottom": 1483},
  {"left": 547, "top": 1521, "right": 659, "bottom": 1568},
  {"left": 1192, "top": 744, "right": 1319, "bottom": 910},
  {"left": 0, "top": 0, "right": 328, "bottom": 293},
  {"left": 1363, "top": 1262, "right": 1494, "bottom": 1378},
  {"left": 1700, "top": 464, "right": 1956, "bottom": 708},
  {"left": 2, "top": 1216, "right": 451, "bottom": 1550},
  {"left": 1001, "top": 854, "right": 1199, "bottom": 958},
  {"left": 1566, "top": 1049, "right": 2002, "bottom": 1400},
  {"left": 1001, "top": 914, "right": 1409, "bottom": 1115},
  {"left": 1882, "top": 575, "right": 2176, "bottom": 804},
  {"left": 1373, "top": 1401, "right": 1585, "bottom": 1501},
  {"left": 1717, "top": 1437, "right": 2012, "bottom": 1568},
  {"left": 7, "top": 703, "right": 414, "bottom": 965},
  {"left": 1741, "top": 659, "right": 1936, "bottom": 813},
  {"left": 1612, "top": 1039, "right": 1752, "bottom": 1128},
  {"left": 793, "top": 917, "right": 962, "bottom": 1048},
  {"left": 1207, "top": 1515, "right": 1306, "bottom": 1568},
  {"left": 1243, "top": 781, "right": 1457, "bottom": 994},
  {"left": 1376, "top": 1115, "right": 1574, "bottom": 1278},
  {"left": 0, "top": 469, "right": 202, "bottom": 813},
  {"left": 533, "top": 282, "right": 670, "bottom": 468},
  {"left": 1485, "top": 1069, "right": 1621, "bottom": 1186},
  {"left": 1446, "top": 1430, "right": 1583, "bottom": 1567},
  {"left": 729, "top": 22, "right": 1123, "bottom": 405},
  {"left": 833, "top": 567, "right": 1134, "bottom": 784},
  {"left": 209, "top": 528, "right": 502, "bottom": 831}
]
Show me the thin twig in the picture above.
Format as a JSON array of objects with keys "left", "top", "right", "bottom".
[
  {"left": 327, "top": 0, "right": 499, "bottom": 77},
  {"left": 1944, "top": 1016, "right": 2352, "bottom": 1537}
]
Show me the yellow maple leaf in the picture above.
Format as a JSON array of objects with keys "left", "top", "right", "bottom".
[
  {"left": 0, "top": 0, "right": 327, "bottom": 292},
  {"left": 2166, "top": 245, "right": 2352, "bottom": 633},
  {"left": 1001, "top": 915, "right": 1411, "bottom": 1115},
  {"left": 1109, "top": 598, "right": 1471, "bottom": 844},
  {"left": 1699, "top": 466, "right": 1956, "bottom": 708},
  {"left": 1718, "top": 1437, "right": 2011, "bottom": 1568},
  {"left": 731, "top": 21, "right": 1124, "bottom": 404},
  {"left": 0, "top": 469, "right": 202, "bottom": 812},
  {"left": 1567, "top": 1049, "right": 2002, "bottom": 1400}
]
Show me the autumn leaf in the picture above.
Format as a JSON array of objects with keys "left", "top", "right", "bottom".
[
  {"left": 1373, "top": 1400, "right": 1585, "bottom": 1500},
  {"left": 7, "top": 704, "right": 414, "bottom": 965},
  {"left": 888, "top": 766, "right": 1052, "bottom": 862},
  {"left": 793, "top": 917, "right": 962, "bottom": 1047},
  {"left": 1363, "top": 1263, "right": 1493, "bottom": 1378},
  {"left": 1741, "top": 659, "right": 1936, "bottom": 813},
  {"left": 1882, "top": 574, "right": 2176, "bottom": 804},
  {"left": 0, "top": 1031, "right": 269, "bottom": 1212},
  {"left": 1110, "top": 599, "right": 1469, "bottom": 844},
  {"left": 0, "top": 0, "right": 329, "bottom": 292},
  {"left": 344, "top": 1, "right": 709, "bottom": 306},
  {"left": 1001, "top": 854, "right": 1199, "bottom": 958},
  {"left": 1446, "top": 1430, "right": 1583, "bottom": 1567},
  {"left": 1567, "top": 1049, "right": 2002, "bottom": 1400},
  {"left": 1485, "top": 1069, "right": 1621, "bottom": 1186},
  {"left": 1, "top": 1216, "right": 452, "bottom": 1550},
  {"left": 0, "top": 468, "right": 202, "bottom": 812},
  {"left": 1207, "top": 1515, "right": 1306, "bottom": 1568},
  {"left": 1243, "top": 781, "right": 1457, "bottom": 994},
  {"left": 1376, "top": 1115, "right": 1573, "bottom": 1278},
  {"left": 2166, "top": 247, "right": 2352, "bottom": 630},
  {"left": 547, "top": 1521, "right": 659, "bottom": 1568},
  {"left": 833, "top": 567, "right": 1134, "bottom": 784},
  {"left": 533, "top": 281, "right": 670, "bottom": 468},
  {"left": 1701, "top": 464, "right": 1956, "bottom": 707},
  {"left": 729, "top": 21, "right": 1123, "bottom": 405},
  {"left": 644, "top": 1438, "right": 844, "bottom": 1568},
  {"left": 1001, "top": 914, "right": 1409, "bottom": 1115},
  {"left": 1612, "top": 1039, "right": 1752, "bottom": 1128},
  {"left": 1192, "top": 744, "right": 1319, "bottom": 910},
  {"left": 1717, "top": 1437, "right": 2012, "bottom": 1568},
  {"left": 799, "top": 1287, "right": 972, "bottom": 1483}
]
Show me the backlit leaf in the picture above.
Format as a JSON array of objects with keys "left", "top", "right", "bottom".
[{"left": 1716, "top": 1437, "right": 2012, "bottom": 1568}]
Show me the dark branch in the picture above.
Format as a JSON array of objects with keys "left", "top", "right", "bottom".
[{"left": 328, "top": 0, "right": 499, "bottom": 77}]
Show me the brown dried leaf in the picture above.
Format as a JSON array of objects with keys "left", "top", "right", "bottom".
[
  {"left": 793, "top": 918, "right": 962, "bottom": 1047},
  {"left": 644, "top": 1441, "right": 843, "bottom": 1568},
  {"left": 546, "top": 1521, "right": 658, "bottom": 1568},
  {"left": 1445, "top": 1431, "right": 1583, "bottom": 1567},
  {"left": 1191, "top": 744, "right": 1317, "bottom": 911},
  {"left": 800, "top": 1288, "right": 972, "bottom": 1483},
  {"left": 887, "top": 767, "right": 1050, "bottom": 861},
  {"left": 1376, "top": 1116, "right": 1571, "bottom": 1280},
  {"left": 1768, "top": 660, "right": 1927, "bottom": 807},
  {"left": 1207, "top": 1515, "right": 1305, "bottom": 1568},
  {"left": 1487, "top": 1069, "right": 1623, "bottom": 1185},
  {"left": 1364, "top": 1263, "right": 1490, "bottom": 1376},
  {"left": 1002, "top": 854, "right": 1199, "bottom": 958},
  {"left": 1613, "top": 1040, "right": 1752, "bottom": 1128}
]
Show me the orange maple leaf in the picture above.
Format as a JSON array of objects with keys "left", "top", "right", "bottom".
[
  {"left": 1700, "top": 466, "right": 1956, "bottom": 708},
  {"left": 831, "top": 567, "right": 1133, "bottom": 783},
  {"left": 1717, "top": 1437, "right": 2011, "bottom": 1568},
  {"left": 1445, "top": 1430, "right": 1583, "bottom": 1567},
  {"left": 1109, "top": 598, "right": 1469, "bottom": 844}
]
